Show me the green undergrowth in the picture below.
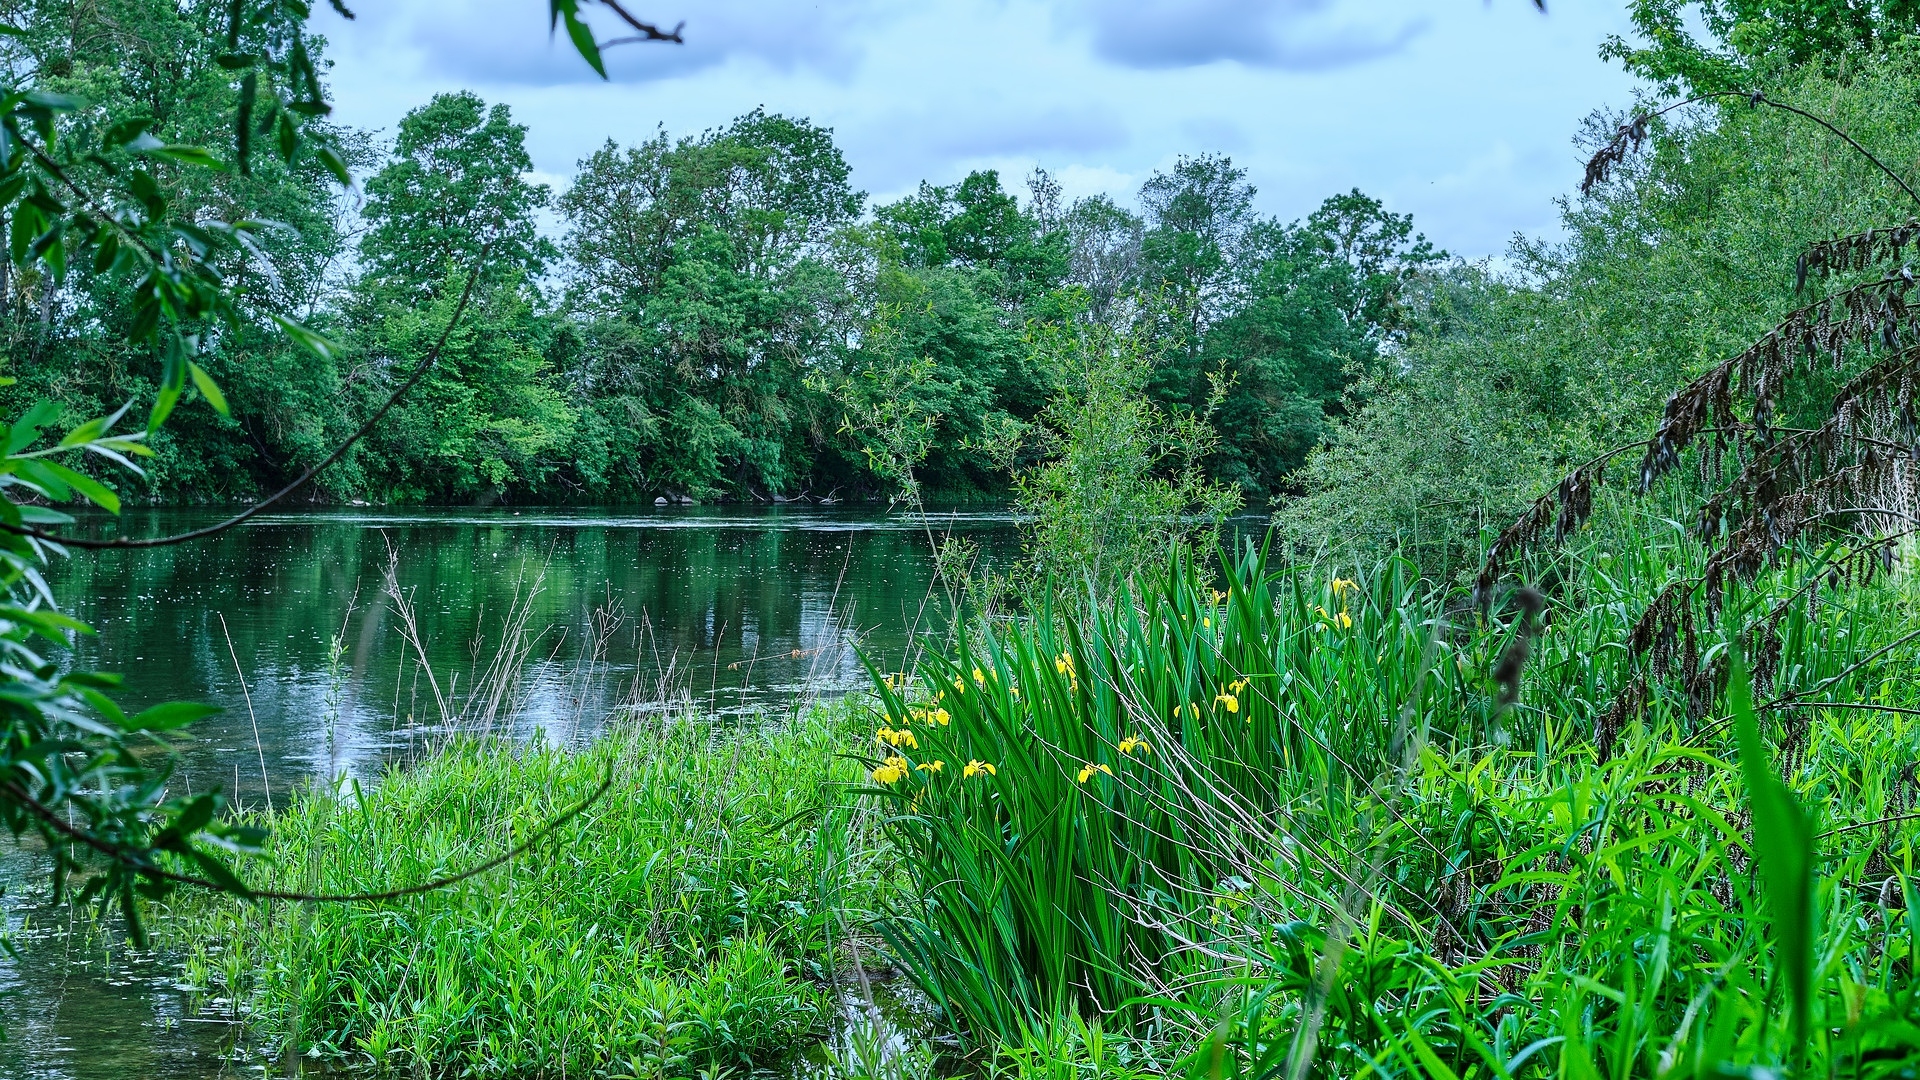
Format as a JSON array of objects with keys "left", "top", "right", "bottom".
[
  {"left": 162, "top": 706, "right": 896, "bottom": 1078},
  {"left": 858, "top": 522, "right": 1920, "bottom": 1076}
]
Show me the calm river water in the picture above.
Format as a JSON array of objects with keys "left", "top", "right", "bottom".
[{"left": 0, "top": 506, "right": 1019, "bottom": 1079}]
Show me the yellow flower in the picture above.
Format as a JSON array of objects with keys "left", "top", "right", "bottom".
[
  {"left": 1330, "top": 578, "right": 1357, "bottom": 597},
  {"left": 876, "top": 726, "right": 918, "bottom": 749},
  {"left": 1009, "top": 686, "right": 1020, "bottom": 699},
  {"left": 963, "top": 759, "right": 997, "bottom": 778},
  {"left": 1118, "top": 735, "right": 1151, "bottom": 756},
  {"left": 917, "top": 760, "right": 945, "bottom": 773},
  {"left": 1077, "top": 762, "right": 1113, "bottom": 783},
  {"left": 930, "top": 708, "right": 950, "bottom": 726},
  {"left": 871, "top": 757, "right": 909, "bottom": 784},
  {"left": 1202, "top": 616, "right": 1212, "bottom": 629},
  {"left": 1215, "top": 692, "right": 1240, "bottom": 714},
  {"left": 973, "top": 667, "right": 986, "bottom": 685},
  {"left": 1334, "top": 610, "right": 1353, "bottom": 629},
  {"left": 1229, "top": 678, "right": 1248, "bottom": 693},
  {"left": 1210, "top": 588, "right": 1228, "bottom": 604}
]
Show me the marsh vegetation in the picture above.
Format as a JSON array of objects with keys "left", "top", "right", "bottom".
[{"left": 8, "top": 1, "right": 1920, "bottom": 1078}]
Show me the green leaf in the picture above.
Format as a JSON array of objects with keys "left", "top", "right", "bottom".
[
  {"left": 7, "top": 398, "right": 62, "bottom": 454},
  {"left": 1728, "top": 640, "right": 1817, "bottom": 1055},
  {"left": 12, "top": 458, "right": 72, "bottom": 500},
  {"left": 552, "top": 0, "right": 607, "bottom": 77},
  {"left": 141, "top": 144, "right": 227, "bottom": 171},
  {"left": 315, "top": 144, "right": 351, "bottom": 187},
  {"left": 103, "top": 117, "right": 154, "bottom": 147},
  {"left": 20, "top": 91, "right": 83, "bottom": 111},
  {"left": 271, "top": 314, "right": 339, "bottom": 360},
  {"left": 38, "top": 460, "right": 119, "bottom": 513},
  {"left": 187, "top": 361, "right": 229, "bottom": 416},
  {"left": 124, "top": 701, "right": 221, "bottom": 733},
  {"left": 188, "top": 849, "right": 253, "bottom": 896}
]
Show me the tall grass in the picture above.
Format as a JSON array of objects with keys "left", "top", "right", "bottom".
[
  {"left": 164, "top": 709, "right": 891, "bottom": 1077},
  {"left": 861, "top": 518, "right": 1920, "bottom": 1075}
]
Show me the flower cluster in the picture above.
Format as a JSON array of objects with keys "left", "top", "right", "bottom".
[
  {"left": 871, "top": 756, "right": 909, "bottom": 784},
  {"left": 876, "top": 725, "right": 918, "bottom": 750},
  {"left": 908, "top": 705, "right": 950, "bottom": 726},
  {"left": 1214, "top": 678, "right": 1249, "bottom": 717},
  {"left": 1318, "top": 577, "right": 1358, "bottom": 629}
]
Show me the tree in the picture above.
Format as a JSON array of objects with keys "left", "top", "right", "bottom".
[
  {"left": 872, "top": 168, "right": 1067, "bottom": 304},
  {"left": 0, "top": 0, "right": 678, "bottom": 932},
  {"left": 557, "top": 110, "right": 860, "bottom": 499},
  {"left": 1139, "top": 154, "right": 1256, "bottom": 407},
  {"left": 1601, "top": 0, "right": 1920, "bottom": 94},
  {"left": 348, "top": 93, "right": 570, "bottom": 502},
  {"left": 358, "top": 91, "right": 554, "bottom": 302}
]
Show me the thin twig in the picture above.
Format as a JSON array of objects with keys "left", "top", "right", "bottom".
[
  {"left": 217, "top": 612, "right": 273, "bottom": 816},
  {"left": 4, "top": 766, "right": 612, "bottom": 902}
]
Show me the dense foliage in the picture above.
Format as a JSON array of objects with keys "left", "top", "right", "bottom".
[
  {"left": 0, "top": 3, "right": 1438, "bottom": 508},
  {"left": 1280, "top": 38, "right": 1920, "bottom": 579},
  {"left": 31, "top": 2, "right": 1920, "bottom": 1078}
]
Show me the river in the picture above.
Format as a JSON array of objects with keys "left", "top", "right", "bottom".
[{"left": 0, "top": 506, "right": 1020, "bottom": 1079}]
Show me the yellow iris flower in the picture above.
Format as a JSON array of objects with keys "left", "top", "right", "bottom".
[
  {"left": 1077, "top": 762, "right": 1113, "bottom": 783},
  {"left": 963, "top": 759, "right": 997, "bottom": 778}
]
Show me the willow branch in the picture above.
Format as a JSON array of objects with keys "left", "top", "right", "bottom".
[{"left": 1589, "top": 90, "right": 1920, "bottom": 210}]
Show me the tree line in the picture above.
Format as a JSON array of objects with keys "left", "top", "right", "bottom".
[{"left": 0, "top": 0, "right": 1440, "bottom": 507}]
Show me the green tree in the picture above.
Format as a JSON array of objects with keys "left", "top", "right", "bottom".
[
  {"left": 1281, "top": 44, "right": 1920, "bottom": 577},
  {"left": 557, "top": 110, "right": 860, "bottom": 500},
  {"left": 0, "top": 0, "right": 372, "bottom": 502},
  {"left": 358, "top": 91, "right": 554, "bottom": 300},
  {"left": 347, "top": 92, "right": 570, "bottom": 502},
  {"left": 1602, "top": 0, "right": 1920, "bottom": 94},
  {"left": 1138, "top": 154, "right": 1256, "bottom": 408}
]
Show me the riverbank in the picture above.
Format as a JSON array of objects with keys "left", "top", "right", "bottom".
[
  {"left": 162, "top": 705, "right": 901, "bottom": 1077},
  {"left": 155, "top": 532, "right": 1920, "bottom": 1077}
]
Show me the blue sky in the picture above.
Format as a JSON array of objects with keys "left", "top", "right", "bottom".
[{"left": 315, "top": 1, "right": 1645, "bottom": 258}]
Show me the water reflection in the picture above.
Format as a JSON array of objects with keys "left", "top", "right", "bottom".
[{"left": 2, "top": 506, "right": 1016, "bottom": 1079}]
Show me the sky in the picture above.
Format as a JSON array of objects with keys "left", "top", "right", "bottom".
[{"left": 312, "top": 0, "right": 1647, "bottom": 259}]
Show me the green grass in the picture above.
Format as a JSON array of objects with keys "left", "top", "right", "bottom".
[
  {"left": 163, "top": 707, "right": 894, "bottom": 1078},
  {"left": 160, "top": 515, "right": 1920, "bottom": 1078},
  {"left": 859, "top": 520, "right": 1920, "bottom": 1075}
]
